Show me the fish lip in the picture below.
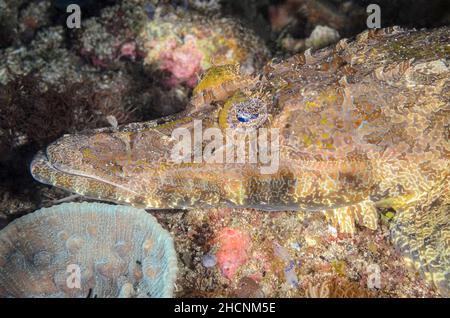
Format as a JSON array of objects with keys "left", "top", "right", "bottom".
[
  {"left": 30, "top": 142, "right": 140, "bottom": 197},
  {"left": 29, "top": 141, "right": 80, "bottom": 185},
  {"left": 29, "top": 149, "right": 54, "bottom": 185},
  {"left": 29, "top": 147, "right": 75, "bottom": 186}
]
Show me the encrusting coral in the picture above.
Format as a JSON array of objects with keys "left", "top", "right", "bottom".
[
  {"left": 137, "top": 4, "right": 269, "bottom": 88},
  {"left": 0, "top": 202, "right": 177, "bottom": 298},
  {"left": 304, "top": 278, "right": 375, "bottom": 298}
]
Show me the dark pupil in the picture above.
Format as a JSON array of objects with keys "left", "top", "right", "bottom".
[{"left": 237, "top": 112, "right": 258, "bottom": 123}]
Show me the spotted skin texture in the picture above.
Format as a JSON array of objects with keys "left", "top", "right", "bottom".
[{"left": 31, "top": 27, "right": 450, "bottom": 295}]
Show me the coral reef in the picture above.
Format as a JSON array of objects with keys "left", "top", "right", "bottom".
[
  {"left": 0, "top": 202, "right": 177, "bottom": 297},
  {"left": 0, "top": 0, "right": 27, "bottom": 47},
  {"left": 304, "top": 277, "right": 375, "bottom": 298},
  {"left": 233, "top": 276, "right": 264, "bottom": 298},
  {"left": 0, "top": 75, "right": 127, "bottom": 149},
  {"left": 268, "top": 0, "right": 450, "bottom": 54},
  {"left": 0, "top": 0, "right": 270, "bottom": 230},
  {"left": 137, "top": 5, "right": 269, "bottom": 87},
  {"left": 268, "top": 0, "right": 363, "bottom": 53},
  {"left": 157, "top": 208, "right": 437, "bottom": 297},
  {"left": 17, "top": 1, "right": 52, "bottom": 40},
  {"left": 74, "top": 1, "right": 147, "bottom": 68},
  {"left": 305, "top": 280, "right": 331, "bottom": 298},
  {"left": 214, "top": 227, "right": 251, "bottom": 279},
  {"left": 74, "top": 2, "right": 269, "bottom": 86},
  {"left": 281, "top": 24, "right": 341, "bottom": 53},
  {"left": 0, "top": 25, "right": 84, "bottom": 86},
  {"left": 1, "top": 0, "right": 270, "bottom": 223},
  {"left": 0, "top": 0, "right": 448, "bottom": 299},
  {"left": 30, "top": 27, "right": 450, "bottom": 297}
]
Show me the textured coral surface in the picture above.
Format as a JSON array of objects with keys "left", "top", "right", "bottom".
[{"left": 0, "top": 202, "right": 177, "bottom": 298}]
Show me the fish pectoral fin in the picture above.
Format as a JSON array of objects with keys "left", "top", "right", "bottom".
[
  {"left": 374, "top": 192, "right": 419, "bottom": 210},
  {"left": 324, "top": 200, "right": 378, "bottom": 235}
]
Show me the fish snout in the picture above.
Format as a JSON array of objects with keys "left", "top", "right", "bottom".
[{"left": 45, "top": 134, "right": 92, "bottom": 170}]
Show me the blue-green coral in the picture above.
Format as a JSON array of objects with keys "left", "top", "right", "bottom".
[{"left": 0, "top": 202, "right": 177, "bottom": 298}]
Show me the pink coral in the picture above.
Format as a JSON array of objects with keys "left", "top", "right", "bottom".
[
  {"left": 120, "top": 42, "right": 136, "bottom": 60},
  {"left": 215, "top": 227, "right": 250, "bottom": 279},
  {"left": 159, "top": 37, "right": 204, "bottom": 88}
]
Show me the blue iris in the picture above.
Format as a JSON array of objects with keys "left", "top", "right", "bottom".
[{"left": 237, "top": 112, "right": 258, "bottom": 123}]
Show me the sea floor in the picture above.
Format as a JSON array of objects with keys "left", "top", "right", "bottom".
[
  {"left": 155, "top": 208, "right": 438, "bottom": 297},
  {"left": 0, "top": 184, "right": 439, "bottom": 297}
]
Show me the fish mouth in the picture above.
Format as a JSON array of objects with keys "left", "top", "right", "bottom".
[
  {"left": 29, "top": 150, "right": 57, "bottom": 186},
  {"left": 29, "top": 133, "right": 87, "bottom": 186},
  {"left": 29, "top": 147, "right": 126, "bottom": 195},
  {"left": 29, "top": 133, "right": 107, "bottom": 187}
]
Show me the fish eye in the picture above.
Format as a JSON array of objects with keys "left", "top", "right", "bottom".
[
  {"left": 219, "top": 94, "right": 268, "bottom": 133},
  {"left": 236, "top": 111, "right": 259, "bottom": 123}
]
